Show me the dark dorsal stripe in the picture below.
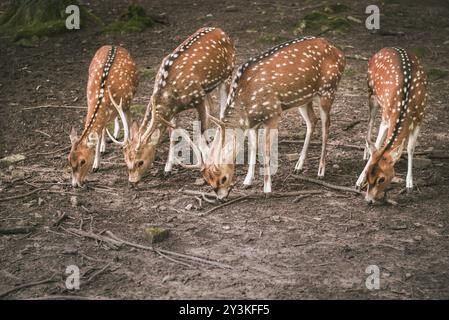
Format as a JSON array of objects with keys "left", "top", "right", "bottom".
[
  {"left": 383, "top": 47, "right": 412, "bottom": 151},
  {"left": 223, "top": 36, "right": 315, "bottom": 118},
  {"left": 80, "top": 45, "right": 118, "bottom": 141},
  {"left": 157, "top": 27, "right": 216, "bottom": 89}
]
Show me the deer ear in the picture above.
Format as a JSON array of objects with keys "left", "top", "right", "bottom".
[
  {"left": 389, "top": 144, "right": 403, "bottom": 163},
  {"left": 87, "top": 132, "right": 99, "bottom": 148},
  {"left": 70, "top": 127, "right": 78, "bottom": 144}
]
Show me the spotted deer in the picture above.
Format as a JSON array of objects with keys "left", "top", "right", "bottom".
[
  {"left": 68, "top": 45, "right": 138, "bottom": 187},
  {"left": 183, "top": 37, "right": 345, "bottom": 199},
  {"left": 123, "top": 27, "right": 235, "bottom": 184},
  {"left": 355, "top": 47, "right": 427, "bottom": 203}
]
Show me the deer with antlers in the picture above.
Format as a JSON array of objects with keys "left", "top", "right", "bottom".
[
  {"left": 183, "top": 37, "right": 345, "bottom": 199},
  {"left": 122, "top": 27, "right": 235, "bottom": 184},
  {"left": 355, "top": 47, "right": 428, "bottom": 203},
  {"left": 68, "top": 45, "right": 138, "bottom": 187}
]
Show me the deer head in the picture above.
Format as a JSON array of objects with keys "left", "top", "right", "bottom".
[
  {"left": 123, "top": 117, "right": 161, "bottom": 185},
  {"left": 182, "top": 115, "right": 237, "bottom": 201},
  {"left": 365, "top": 139, "right": 403, "bottom": 203},
  {"left": 68, "top": 128, "right": 98, "bottom": 187}
]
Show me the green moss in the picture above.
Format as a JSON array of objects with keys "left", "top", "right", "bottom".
[
  {"left": 103, "top": 4, "right": 154, "bottom": 33},
  {"left": 428, "top": 68, "right": 449, "bottom": 81},
  {"left": 294, "top": 8, "right": 351, "bottom": 35},
  {"left": 0, "top": 0, "right": 102, "bottom": 41},
  {"left": 140, "top": 67, "right": 156, "bottom": 79},
  {"left": 130, "top": 104, "right": 147, "bottom": 118},
  {"left": 410, "top": 47, "right": 428, "bottom": 58}
]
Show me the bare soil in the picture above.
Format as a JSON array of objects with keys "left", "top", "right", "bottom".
[{"left": 1, "top": 0, "right": 449, "bottom": 299}]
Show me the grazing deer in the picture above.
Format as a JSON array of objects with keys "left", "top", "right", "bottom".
[
  {"left": 68, "top": 45, "right": 138, "bottom": 187},
  {"left": 355, "top": 47, "right": 427, "bottom": 203},
  {"left": 123, "top": 27, "right": 235, "bottom": 184},
  {"left": 183, "top": 37, "right": 345, "bottom": 199}
]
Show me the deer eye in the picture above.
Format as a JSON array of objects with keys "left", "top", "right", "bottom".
[
  {"left": 220, "top": 176, "right": 227, "bottom": 185},
  {"left": 137, "top": 160, "right": 144, "bottom": 168},
  {"left": 80, "top": 159, "right": 86, "bottom": 166},
  {"left": 377, "top": 177, "right": 386, "bottom": 185}
]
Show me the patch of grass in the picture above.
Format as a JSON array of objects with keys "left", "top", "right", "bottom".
[
  {"left": 130, "top": 104, "right": 147, "bottom": 118},
  {"left": 259, "top": 33, "right": 290, "bottom": 44},
  {"left": 140, "top": 67, "right": 157, "bottom": 79},
  {"left": 410, "top": 47, "right": 428, "bottom": 58},
  {"left": 428, "top": 68, "right": 449, "bottom": 81},
  {"left": 0, "top": 0, "right": 102, "bottom": 41},
  {"left": 344, "top": 67, "right": 356, "bottom": 77},
  {"left": 293, "top": 6, "right": 352, "bottom": 35},
  {"left": 103, "top": 5, "right": 154, "bottom": 33}
]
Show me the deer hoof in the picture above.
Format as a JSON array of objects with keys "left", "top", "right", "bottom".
[{"left": 92, "top": 167, "right": 99, "bottom": 173}]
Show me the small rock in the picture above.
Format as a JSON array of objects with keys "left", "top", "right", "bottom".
[
  {"left": 222, "top": 225, "right": 231, "bottom": 230},
  {"left": 271, "top": 215, "right": 281, "bottom": 223},
  {"left": 413, "top": 158, "right": 432, "bottom": 169},
  {"left": 24, "top": 200, "right": 37, "bottom": 208},
  {"left": 414, "top": 235, "right": 423, "bottom": 241},
  {"left": 185, "top": 203, "right": 193, "bottom": 211},
  {"left": 38, "top": 198, "right": 44, "bottom": 206},
  {"left": 332, "top": 164, "right": 340, "bottom": 169},
  {"left": 159, "top": 206, "right": 167, "bottom": 211},
  {"left": 162, "top": 275, "right": 176, "bottom": 283},
  {"left": 313, "top": 217, "right": 322, "bottom": 221},
  {"left": 144, "top": 227, "right": 170, "bottom": 244},
  {"left": 225, "top": 5, "right": 238, "bottom": 12},
  {"left": 70, "top": 196, "right": 78, "bottom": 207},
  {"left": 206, "top": 13, "right": 213, "bottom": 17},
  {"left": 34, "top": 212, "right": 42, "bottom": 219},
  {"left": 285, "top": 153, "right": 299, "bottom": 161},
  {"left": 0, "top": 154, "right": 26, "bottom": 165},
  {"left": 405, "top": 273, "right": 412, "bottom": 279},
  {"left": 414, "top": 222, "right": 422, "bottom": 228}
]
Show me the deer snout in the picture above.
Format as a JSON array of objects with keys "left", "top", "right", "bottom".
[
  {"left": 215, "top": 188, "right": 230, "bottom": 202},
  {"left": 71, "top": 176, "right": 83, "bottom": 188}
]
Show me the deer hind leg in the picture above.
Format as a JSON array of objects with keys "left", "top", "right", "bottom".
[
  {"left": 100, "top": 128, "right": 106, "bottom": 153},
  {"left": 364, "top": 95, "right": 380, "bottom": 160},
  {"left": 262, "top": 127, "right": 273, "bottom": 195},
  {"left": 406, "top": 124, "right": 421, "bottom": 192},
  {"left": 317, "top": 96, "right": 333, "bottom": 178},
  {"left": 113, "top": 117, "right": 120, "bottom": 138},
  {"left": 218, "top": 82, "right": 228, "bottom": 118},
  {"left": 164, "top": 118, "right": 177, "bottom": 175},
  {"left": 243, "top": 128, "right": 258, "bottom": 187},
  {"left": 295, "top": 101, "right": 317, "bottom": 173}
]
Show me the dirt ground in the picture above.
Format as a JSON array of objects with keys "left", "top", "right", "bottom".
[{"left": 1, "top": 0, "right": 449, "bottom": 299}]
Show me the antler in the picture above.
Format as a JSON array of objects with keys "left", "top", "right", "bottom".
[{"left": 106, "top": 90, "right": 129, "bottom": 146}]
